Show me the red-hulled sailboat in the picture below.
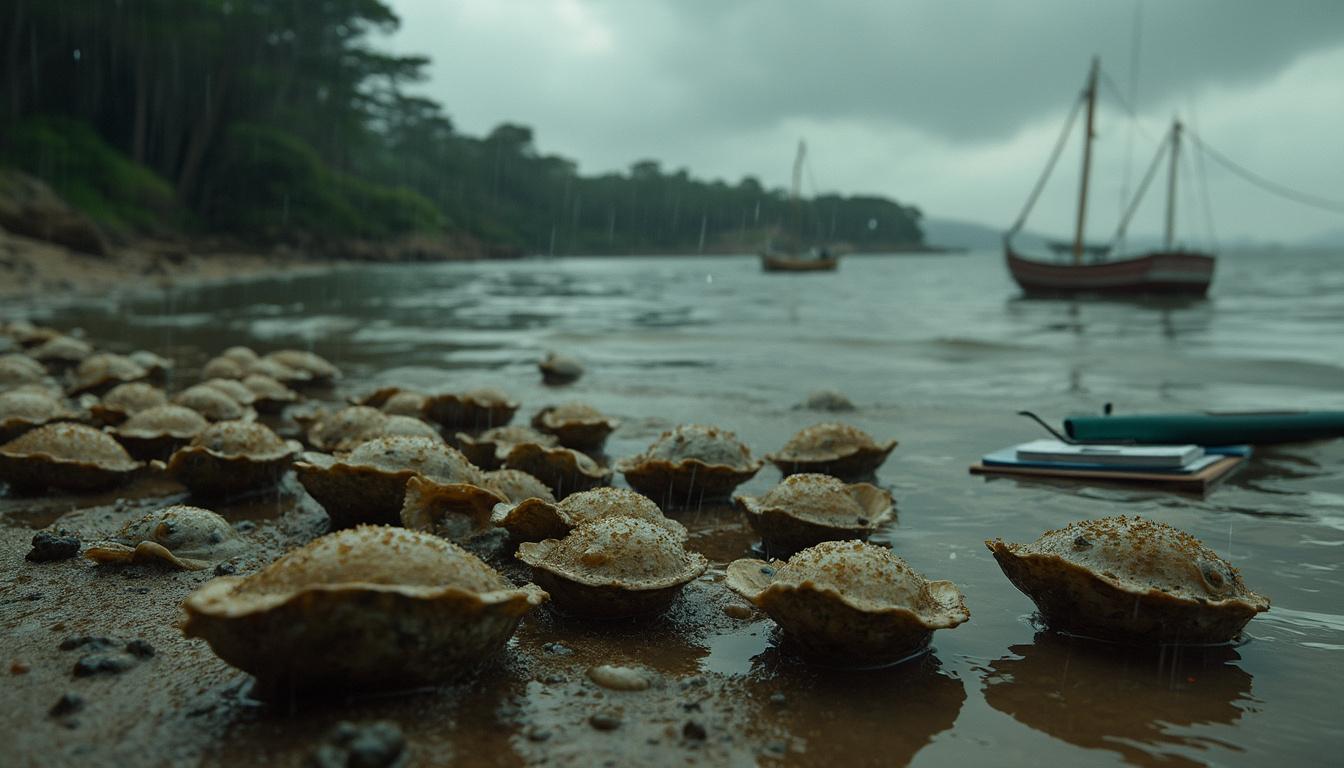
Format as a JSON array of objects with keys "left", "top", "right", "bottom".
[{"left": 1004, "top": 58, "right": 1215, "bottom": 297}]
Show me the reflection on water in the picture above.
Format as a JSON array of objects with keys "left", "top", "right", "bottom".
[{"left": 983, "top": 632, "right": 1255, "bottom": 767}]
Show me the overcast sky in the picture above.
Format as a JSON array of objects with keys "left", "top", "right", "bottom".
[{"left": 384, "top": 0, "right": 1344, "bottom": 244}]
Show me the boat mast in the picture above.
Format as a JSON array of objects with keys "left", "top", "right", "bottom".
[
  {"left": 1073, "top": 57, "right": 1099, "bottom": 265},
  {"left": 1164, "top": 120, "right": 1182, "bottom": 251}
]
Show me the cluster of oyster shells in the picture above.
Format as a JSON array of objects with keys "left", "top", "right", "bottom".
[{"left": 1, "top": 323, "right": 1273, "bottom": 694}]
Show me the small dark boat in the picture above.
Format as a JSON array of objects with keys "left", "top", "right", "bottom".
[
  {"left": 760, "top": 253, "right": 840, "bottom": 272},
  {"left": 1005, "top": 57, "right": 1215, "bottom": 298}
]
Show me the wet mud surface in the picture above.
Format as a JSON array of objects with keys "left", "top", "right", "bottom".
[{"left": 5, "top": 254, "right": 1344, "bottom": 766}]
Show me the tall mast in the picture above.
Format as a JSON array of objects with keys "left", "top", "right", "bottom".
[
  {"left": 1164, "top": 119, "right": 1182, "bottom": 250},
  {"left": 1073, "top": 57, "right": 1099, "bottom": 265}
]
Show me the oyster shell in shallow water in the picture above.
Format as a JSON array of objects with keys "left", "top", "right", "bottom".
[
  {"left": 113, "top": 404, "right": 210, "bottom": 460},
  {"left": 423, "top": 388, "right": 519, "bottom": 432},
  {"left": 181, "top": 525, "right": 547, "bottom": 691},
  {"left": 0, "top": 389, "right": 79, "bottom": 442},
  {"left": 531, "top": 402, "right": 619, "bottom": 452},
  {"left": 0, "top": 353, "right": 52, "bottom": 390},
  {"left": 481, "top": 468, "right": 556, "bottom": 504},
  {"left": 493, "top": 486, "right": 686, "bottom": 543},
  {"left": 240, "top": 374, "right": 300, "bottom": 413},
  {"left": 89, "top": 382, "right": 167, "bottom": 426},
  {"left": 172, "top": 384, "right": 256, "bottom": 422},
  {"left": 726, "top": 540, "right": 969, "bottom": 666},
  {"left": 986, "top": 515, "right": 1270, "bottom": 645},
  {"left": 0, "top": 422, "right": 142, "bottom": 492},
  {"left": 67, "top": 353, "right": 149, "bottom": 396},
  {"left": 616, "top": 424, "right": 762, "bottom": 506},
  {"left": 766, "top": 422, "right": 897, "bottom": 481},
  {"left": 735, "top": 473, "right": 895, "bottom": 556},
  {"left": 163, "top": 420, "right": 299, "bottom": 498},
  {"left": 400, "top": 475, "right": 507, "bottom": 542},
  {"left": 304, "top": 405, "right": 390, "bottom": 453},
  {"left": 456, "top": 425, "right": 556, "bottom": 470},
  {"left": 262, "top": 349, "right": 340, "bottom": 384},
  {"left": 538, "top": 352, "right": 583, "bottom": 385},
  {"left": 85, "top": 505, "right": 245, "bottom": 570},
  {"left": 516, "top": 516, "right": 707, "bottom": 618},
  {"left": 502, "top": 442, "right": 611, "bottom": 499}
]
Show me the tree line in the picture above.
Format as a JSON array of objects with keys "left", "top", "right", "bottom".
[{"left": 1, "top": 0, "right": 925, "bottom": 255}]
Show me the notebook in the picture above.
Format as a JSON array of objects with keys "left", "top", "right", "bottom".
[{"left": 1013, "top": 439, "right": 1203, "bottom": 469}]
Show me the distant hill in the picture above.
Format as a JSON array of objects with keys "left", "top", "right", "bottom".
[{"left": 921, "top": 216, "right": 1048, "bottom": 252}]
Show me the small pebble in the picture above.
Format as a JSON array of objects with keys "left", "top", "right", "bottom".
[
  {"left": 73, "top": 653, "right": 136, "bottom": 677},
  {"left": 126, "top": 640, "right": 155, "bottom": 659},
  {"left": 126, "top": 586, "right": 150, "bottom": 594},
  {"left": 60, "top": 636, "right": 118, "bottom": 652},
  {"left": 588, "top": 712, "right": 622, "bottom": 731},
  {"left": 27, "top": 530, "right": 81, "bottom": 562},
  {"left": 23, "top": 592, "right": 43, "bottom": 601},
  {"left": 311, "top": 720, "right": 407, "bottom": 768},
  {"left": 722, "top": 602, "right": 754, "bottom": 620},
  {"left": 768, "top": 692, "right": 787, "bottom": 706},
  {"left": 542, "top": 642, "right": 573, "bottom": 656},
  {"left": 214, "top": 561, "right": 238, "bottom": 576},
  {"left": 587, "top": 664, "right": 654, "bottom": 692},
  {"left": 11, "top": 660, "right": 31, "bottom": 675},
  {"left": 233, "top": 520, "right": 257, "bottom": 533},
  {"left": 682, "top": 720, "right": 707, "bottom": 742},
  {"left": 525, "top": 727, "right": 551, "bottom": 743},
  {"left": 49, "top": 693, "right": 85, "bottom": 718}
]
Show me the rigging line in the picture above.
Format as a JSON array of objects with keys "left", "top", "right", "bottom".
[
  {"left": 1097, "top": 69, "right": 1164, "bottom": 146},
  {"left": 1188, "top": 132, "right": 1344, "bottom": 215},
  {"left": 1008, "top": 90, "right": 1086, "bottom": 236},
  {"left": 1188, "top": 104, "right": 1219, "bottom": 250},
  {"left": 1110, "top": 124, "right": 1171, "bottom": 251},
  {"left": 1120, "top": 0, "right": 1144, "bottom": 228}
]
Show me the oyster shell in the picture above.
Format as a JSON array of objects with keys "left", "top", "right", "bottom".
[
  {"left": 531, "top": 402, "right": 620, "bottom": 452},
  {"left": 163, "top": 420, "right": 299, "bottom": 497},
  {"left": 766, "top": 422, "right": 897, "bottom": 481},
  {"left": 0, "top": 422, "right": 142, "bottom": 492},
  {"left": 986, "top": 515, "right": 1270, "bottom": 644},
  {"left": 379, "top": 414, "right": 444, "bottom": 443},
  {"left": 493, "top": 487, "right": 686, "bottom": 543},
  {"left": 67, "top": 353, "right": 149, "bottom": 396},
  {"left": 617, "top": 424, "right": 762, "bottom": 505},
  {"left": 200, "top": 378, "right": 258, "bottom": 406},
  {"left": 29, "top": 335, "right": 93, "bottom": 368},
  {"left": 482, "top": 468, "right": 556, "bottom": 504},
  {"left": 423, "top": 388, "right": 518, "bottom": 432},
  {"left": 400, "top": 475, "right": 507, "bottom": 542},
  {"left": 263, "top": 349, "right": 340, "bottom": 384},
  {"left": 220, "top": 346, "right": 260, "bottom": 365},
  {"left": 90, "top": 382, "right": 167, "bottom": 425},
  {"left": 181, "top": 526, "right": 547, "bottom": 691},
  {"left": 112, "top": 404, "right": 210, "bottom": 460},
  {"left": 1, "top": 353, "right": 51, "bottom": 390},
  {"left": 0, "top": 389, "right": 79, "bottom": 442},
  {"left": 502, "top": 442, "right": 611, "bottom": 498},
  {"left": 456, "top": 425, "right": 557, "bottom": 470},
  {"left": 735, "top": 473, "right": 895, "bottom": 556},
  {"left": 3, "top": 320, "right": 62, "bottom": 348},
  {"left": 538, "top": 352, "right": 583, "bottom": 385},
  {"left": 128, "top": 350, "right": 173, "bottom": 379},
  {"left": 296, "top": 436, "right": 495, "bottom": 529},
  {"left": 173, "top": 384, "right": 256, "bottom": 422},
  {"left": 726, "top": 541, "right": 969, "bottom": 665},
  {"left": 517, "top": 516, "right": 706, "bottom": 618},
  {"left": 85, "top": 505, "right": 245, "bottom": 570},
  {"left": 305, "top": 405, "right": 389, "bottom": 452},
  {"left": 241, "top": 374, "right": 300, "bottom": 413},
  {"left": 201, "top": 355, "right": 246, "bottom": 380}
]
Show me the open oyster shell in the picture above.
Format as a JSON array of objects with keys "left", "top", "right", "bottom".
[
  {"left": 726, "top": 541, "right": 969, "bottom": 665},
  {"left": 173, "top": 384, "right": 257, "bottom": 422},
  {"left": 531, "top": 402, "right": 620, "bottom": 452},
  {"left": 304, "top": 405, "right": 389, "bottom": 453},
  {"left": 296, "top": 436, "right": 495, "bottom": 529},
  {"left": 181, "top": 526, "right": 547, "bottom": 691},
  {"left": 0, "top": 389, "right": 80, "bottom": 442},
  {"left": 400, "top": 475, "right": 507, "bottom": 542},
  {"left": 502, "top": 442, "right": 611, "bottom": 499},
  {"left": 113, "top": 404, "right": 210, "bottom": 460},
  {"left": 766, "top": 422, "right": 897, "bottom": 480},
  {"left": 423, "top": 388, "right": 519, "bottom": 432},
  {"left": 516, "top": 516, "right": 707, "bottom": 618},
  {"left": 0, "top": 422, "right": 141, "bottom": 492},
  {"left": 735, "top": 473, "right": 895, "bottom": 556},
  {"left": 456, "top": 425, "right": 557, "bottom": 470},
  {"left": 85, "top": 505, "right": 245, "bottom": 570},
  {"left": 482, "top": 468, "right": 556, "bottom": 504},
  {"left": 986, "top": 515, "right": 1270, "bottom": 644},
  {"left": 617, "top": 424, "right": 762, "bottom": 506},
  {"left": 493, "top": 487, "right": 686, "bottom": 543},
  {"left": 163, "top": 420, "right": 299, "bottom": 498},
  {"left": 89, "top": 382, "right": 167, "bottom": 426}
]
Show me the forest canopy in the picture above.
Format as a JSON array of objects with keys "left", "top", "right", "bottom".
[{"left": 1, "top": 0, "right": 925, "bottom": 255}]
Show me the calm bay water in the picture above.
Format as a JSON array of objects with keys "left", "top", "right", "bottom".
[{"left": 11, "top": 248, "right": 1344, "bottom": 766}]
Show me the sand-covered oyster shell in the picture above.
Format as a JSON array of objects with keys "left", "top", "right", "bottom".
[
  {"left": 736, "top": 473, "right": 895, "bottom": 555},
  {"left": 296, "top": 436, "right": 493, "bottom": 529},
  {"left": 482, "top": 468, "right": 556, "bottom": 504},
  {"left": 617, "top": 424, "right": 762, "bottom": 505},
  {"left": 173, "top": 384, "right": 256, "bottom": 422},
  {"left": 424, "top": 388, "right": 519, "bottom": 432},
  {"left": 400, "top": 475, "right": 508, "bottom": 542},
  {"left": 304, "top": 405, "right": 389, "bottom": 453},
  {"left": 379, "top": 414, "right": 444, "bottom": 443},
  {"left": 128, "top": 350, "right": 173, "bottom": 379},
  {"left": 986, "top": 516, "right": 1270, "bottom": 644},
  {"left": 85, "top": 505, "right": 245, "bottom": 570},
  {"left": 112, "top": 404, "right": 210, "bottom": 460},
  {"left": 246, "top": 356, "right": 307, "bottom": 385},
  {"left": 0, "top": 422, "right": 142, "bottom": 492},
  {"left": 67, "top": 353, "right": 149, "bottom": 396},
  {"left": 538, "top": 352, "right": 583, "bottom": 385},
  {"left": 726, "top": 541, "right": 969, "bottom": 665},
  {"left": 766, "top": 422, "right": 897, "bottom": 480},
  {"left": 0, "top": 389, "right": 79, "bottom": 442},
  {"left": 1, "top": 353, "right": 51, "bottom": 390},
  {"left": 531, "top": 402, "right": 620, "bottom": 452},
  {"left": 90, "top": 382, "right": 167, "bottom": 425},
  {"left": 181, "top": 526, "right": 547, "bottom": 691},
  {"left": 493, "top": 487, "right": 686, "bottom": 543},
  {"left": 200, "top": 378, "right": 258, "bottom": 406},
  {"left": 263, "top": 349, "right": 340, "bottom": 384},
  {"left": 163, "top": 420, "right": 299, "bottom": 497},
  {"left": 355, "top": 387, "right": 428, "bottom": 418},
  {"left": 502, "top": 442, "right": 611, "bottom": 499},
  {"left": 201, "top": 355, "right": 246, "bottom": 381},
  {"left": 456, "top": 425, "right": 557, "bottom": 470},
  {"left": 516, "top": 516, "right": 707, "bottom": 618},
  {"left": 2, "top": 320, "right": 62, "bottom": 348},
  {"left": 241, "top": 374, "right": 300, "bottom": 413},
  {"left": 29, "top": 335, "right": 93, "bottom": 368}
]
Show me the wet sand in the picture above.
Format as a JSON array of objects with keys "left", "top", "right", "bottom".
[{"left": 4, "top": 252, "right": 1344, "bottom": 766}]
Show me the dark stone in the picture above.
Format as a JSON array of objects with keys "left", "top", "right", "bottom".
[
  {"left": 213, "top": 561, "right": 239, "bottom": 576},
  {"left": 589, "top": 712, "right": 622, "bottom": 731},
  {"left": 542, "top": 642, "right": 573, "bottom": 656},
  {"left": 682, "top": 721, "right": 707, "bottom": 742},
  {"left": 49, "top": 693, "right": 85, "bottom": 718},
  {"left": 311, "top": 721, "right": 407, "bottom": 768},
  {"left": 27, "top": 530, "right": 81, "bottom": 562},
  {"left": 125, "top": 639, "right": 155, "bottom": 659},
  {"left": 233, "top": 521, "right": 257, "bottom": 533},
  {"left": 59, "top": 636, "right": 118, "bottom": 652},
  {"left": 525, "top": 727, "right": 551, "bottom": 742},
  {"left": 73, "top": 653, "right": 136, "bottom": 677},
  {"left": 126, "top": 586, "right": 150, "bottom": 594},
  {"left": 768, "top": 692, "right": 787, "bottom": 706}
]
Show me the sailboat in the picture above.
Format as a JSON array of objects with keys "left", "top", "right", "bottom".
[
  {"left": 761, "top": 140, "right": 839, "bottom": 273},
  {"left": 1004, "top": 58, "right": 1215, "bottom": 297}
]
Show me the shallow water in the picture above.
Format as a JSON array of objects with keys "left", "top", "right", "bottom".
[{"left": 6, "top": 249, "right": 1344, "bottom": 766}]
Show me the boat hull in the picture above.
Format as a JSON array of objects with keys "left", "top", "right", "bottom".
[
  {"left": 1005, "top": 247, "right": 1214, "bottom": 297},
  {"left": 760, "top": 254, "right": 840, "bottom": 272}
]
